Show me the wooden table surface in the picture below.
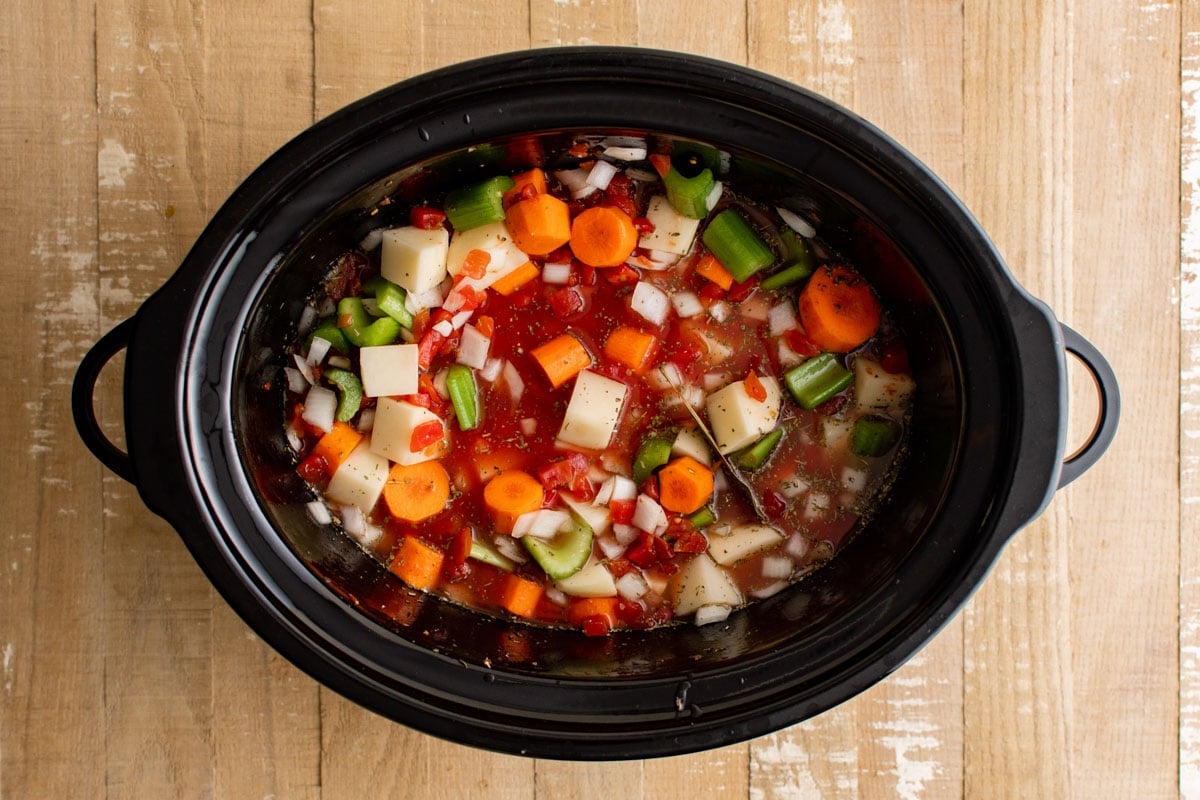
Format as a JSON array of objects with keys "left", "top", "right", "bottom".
[{"left": 0, "top": 0, "right": 1187, "bottom": 797}]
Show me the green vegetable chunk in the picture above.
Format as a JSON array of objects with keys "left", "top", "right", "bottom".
[
  {"left": 632, "top": 434, "right": 675, "bottom": 484},
  {"left": 761, "top": 261, "right": 813, "bottom": 291},
  {"left": 444, "top": 175, "right": 515, "bottom": 231},
  {"left": 336, "top": 297, "right": 401, "bottom": 347},
  {"left": 523, "top": 515, "right": 593, "bottom": 580},
  {"left": 306, "top": 318, "right": 350, "bottom": 354},
  {"left": 784, "top": 353, "right": 854, "bottom": 410},
  {"left": 687, "top": 506, "right": 716, "bottom": 529},
  {"left": 734, "top": 428, "right": 784, "bottom": 471},
  {"left": 469, "top": 538, "right": 515, "bottom": 571},
  {"left": 323, "top": 368, "right": 363, "bottom": 422},
  {"left": 445, "top": 364, "right": 479, "bottom": 431},
  {"left": 851, "top": 416, "right": 901, "bottom": 457},
  {"left": 664, "top": 166, "right": 716, "bottom": 219},
  {"left": 701, "top": 209, "right": 775, "bottom": 282}
]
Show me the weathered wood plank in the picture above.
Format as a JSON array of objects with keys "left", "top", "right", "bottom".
[{"left": 0, "top": 1, "right": 105, "bottom": 796}]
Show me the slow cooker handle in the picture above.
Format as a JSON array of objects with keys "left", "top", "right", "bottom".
[
  {"left": 72, "top": 318, "right": 136, "bottom": 484},
  {"left": 1057, "top": 324, "right": 1120, "bottom": 489}
]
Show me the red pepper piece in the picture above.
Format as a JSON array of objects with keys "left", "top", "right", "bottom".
[
  {"left": 782, "top": 328, "right": 823, "bottom": 358},
  {"left": 297, "top": 452, "right": 330, "bottom": 483},
  {"left": 547, "top": 286, "right": 585, "bottom": 317},
  {"left": 417, "top": 329, "right": 445, "bottom": 370},
  {"left": 697, "top": 281, "right": 726, "bottom": 303},
  {"left": 409, "top": 419, "right": 444, "bottom": 452},
  {"left": 632, "top": 216, "right": 654, "bottom": 235},
  {"left": 409, "top": 206, "right": 447, "bottom": 230},
  {"left": 744, "top": 370, "right": 767, "bottom": 402},
  {"left": 598, "top": 264, "right": 640, "bottom": 285},
  {"left": 581, "top": 615, "right": 612, "bottom": 637},
  {"left": 727, "top": 275, "right": 760, "bottom": 303},
  {"left": 609, "top": 498, "right": 636, "bottom": 525},
  {"left": 639, "top": 476, "right": 660, "bottom": 502}
]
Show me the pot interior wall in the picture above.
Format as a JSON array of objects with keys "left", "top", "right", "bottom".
[{"left": 237, "top": 130, "right": 961, "bottom": 679}]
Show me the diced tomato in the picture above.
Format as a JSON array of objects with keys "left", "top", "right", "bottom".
[
  {"left": 411, "top": 308, "right": 431, "bottom": 339},
  {"left": 403, "top": 391, "right": 431, "bottom": 409},
  {"left": 697, "top": 281, "right": 726, "bottom": 303},
  {"left": 783, "top": 328, "right": 822, "bottom": 358},
  {"left": 474, "top": 314, "right": 495, "bottom": 338},
  {"left": 878, "top": 340, "right": 910, "bottom": 374},
  {"left": 409, "top": 419, "right": 444, "bottom": 452},
  {"left": 417, "top": 329, "right": 445, "bottom": 370},
  {"left": 814, "top": 391, "right": 850, "bottom": 417},
  {"left": 609, "top": 498, "right": 636, "bottom": 525},
  {"left": 672, "top": 528, "right": 708, "bottom": 554},
  {"left": 763, "top": 490, "right": 788, "bottom": 518},
  {"left": 580, "top": 615, "right": 612, "bottom": 637},
  {"left": 297, "top": 452, "right": 330, "bottom": 483},
  {"left": 727, "top": 275, "right": 760, "bottom": 303},
  {"left": 627, "top": 532, "right": 674, "bottom": 571},
  {"left": 547, "top": 286, "right": 585, "bottom": 317},
  {"left": 460, "top": 249, "right": 491, "bottom": 280},
  {"left": 632, "top": 216, "right": 654, "bottom": 235},
  {"left": 541, "top": 487, "right": 560, "bottom": 509},
  {"left": 409, "top": 206, "right": 447, "bottom": 230},
  {"left": 576, "top": 264, "right": 597, "bottom": 287},
  {"left": 568, "top": 141, "right": 591, "bottom": 158},
  {"left": 606, "top": 556, "right": 634, "bottom": 578},
  {"left": 615, "top": 598, "right": 644, "bottom": 624},
  {"left": 598, "top": 264, "right": 640, "bottom": 285},
  {"left": 537, "top": 452, "right": 594, "bottom": 500},
  {"left": 639, "top": 476, "right": 660, "bottom": 502},
  {"left": 603, "top": 177, "right": 638, "bottom": 219},
  {"left": 744, "top": 370, "right": 767, "bottom": 402},
  {"left": 649, "top": 153, "right": 671, "bottom": 178}
]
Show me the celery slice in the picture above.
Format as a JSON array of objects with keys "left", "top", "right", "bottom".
[
  {"left": 783, "top": 353, "right": 853, "bottom": 410},
  {"left": 444, "top": 175, "right": 515, "bottom": 231},
  {"left": 702, "top": 209, "right": 775, "bottom": 282},
  {"left": 664, "top": 166, "right": 715, "bottom": 219}
]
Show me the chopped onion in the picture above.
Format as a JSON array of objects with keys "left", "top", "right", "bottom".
[
  {"left": 554, "top": 167, "right": 591, "bottom": 193},
  {"left": 572, "top": 184, "right": 599, "bottom": 200},
  {"left": 704, "top": 181, "right": 724, "bottom": 212},
  {"left": 493, "top": 535, "right": 528, "bottom": 563},
  {"left": 327, "top": 355, "right": 352, "bottom": 369},
  {"left": 671, "top": 290, "right": 704, "bottom": 318},
  {"left": 612, "top": 523, "right": 640, "bottom": 545},
  {"left": 479, "top": 356, "right": 505, "bottom": 383},
  {"left": 615, "top": 571, "right": 649, "bottom": 601},
  {"left": 703, "top": 371, "right": 730, "bottom": 392},
  {"left": 301, "top": 385, "right": 338, "bottom": 434},
  {"left": 596, "top": 534, "right": 627, "bottom": 561},
  {"left": 632, "top": 493, "right": 667, "bottom": 534},
  {"left": 545, "top": 586, "right": 568, "bottom": 606},
  {"left": 693, "top": 604, "right": 732, "bottom": 626},
  {"left": 359, "top": 228, "right": 384, "bottom": 252},
  {"left": 712, "top": 468, "right": 730, "bottom": 493},
  {"left": 306, "top": 501, "right": 332, "bottom": 525},
  {"left": 432, "top": 319, "right": 453, "bottom": 337},
  {"left": 646, "top": 249, "right": 680, "bottom": 267},
  {"left": 750, "top": 581, "right": 789, "bottom": 600},
  {"left": 450, "top": 309, "right": 474, "bottom": 330},
  {"left": 586, "top": 159, "right": 619, "bottom": 190},
  {"left": 803, "top": 492, "right": 830, "bottom": 520},
  {"left": 624, "top": 167, "right": 659, "bottom": 182},
  {"left": 646, "top": 361, "right": 682, "bottom": 391},
  {"left": 502, "top": 360, "right": 525, "bottom": 402},
  {"left": 602, "top": 138, "right": 648, "bottom": 161},
  {"left": 406, "top": 283, "right": 446, "bottom": 313},
  {"left": 513, "top": 509, "right": 573, "bottom": 539},
  {"left": 358, "top": 524, "right": 383, "bottom": 547},
  {"left": 780, "top": 476, "right": 809, "bottom": 499},
  {"left": 339, "top": 504, "right": 366, "bottom": 537},
  {"left": 610, "top": 475, "right": 638, "bottom": 501},
  {"left": 631, "top": 281, "right": 671, "bottom": 326},
  {"left": 432, "top": 368, "right": 450, "bottom": 399},
  {"left": 542, "top": 262, "right": 572, "bottom": 284},
  {"left": 297, "top": 305, "right": 318, "bottom": 335},
  {"left": 306, "top": 336, "right": 332, "bottom": 366},
  {"left": 768, "top": 302, "right": 799, "bottom": 336},
  {"left": 709, "top": 300, "right": 731, "bottom": 323},
  {"left": 284, "top": 367, "right": 308, "bottom": 394},
  {"left": 777, "top": 338, "right": 804, "bottom": 368},
  {"left": 285, "top": 426, "right": 303, "bottom": 452},
  {"left": 356, "top": 407, "right": 376, "bottom": 433},
  {"left": 317, "top": 297, "right": 336, "bottom": 317},
  {"left": 520, "top": 417, "right": 537, "bottom": 436},
  {"left": 762, "top": 556, "right": 793, "bottom": 580},
  {"left": 292, "top": 353, "right": 315, "bottom": 385},
  {"left": 841, "top": 467, "right": 867, "bottom": 491},
  {"left": 457, "top": 324, "right": 491, "bottom": 370},
  {"left": 776, "top": 206, "right": 816, "bottom": 238}
]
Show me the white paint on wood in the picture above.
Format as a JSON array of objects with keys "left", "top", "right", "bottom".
[{"left": 98, "top": 138, "right": 136, "bottom": 188}]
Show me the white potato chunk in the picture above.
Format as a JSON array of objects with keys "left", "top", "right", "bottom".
[
  {"left": 670, "top": 553, "right": 742, "bottom": 616},
  {"left": 704, "top": 375, "right": 782, "bottom": 454},
  {"left": 358, "top": 343, "right": 419, "bottom": 397},
  {"left": 557, "top": 370, "right": 628, "bottom": 450},
  {"left": 369, "top": 397, "right": 445, "bottom": 466},
  {"left": 380, "top": 226, "right": 450, "bottom": 295},
  {"left": 555, "top": 562, "right": 617, "bottom": 597},
  {"left": 324, "top": 441, "right": 390, "bottom": 510},
  {"left": 854, "top": 358, "right": 916, "bottom": 416},
  {"left": 638, "top": 195, "right": 700, "bottom": 255},
  {"left": 672, "top": 426, "right": 712, "bottom": 466},
  {"left": 445, "top": 221, "right": 529, "bottom": 290},
  {"left": 559, "top": 492, "right": 612, "bottom": 537},
  {"left": 708, "top": 524, "right": 785, "bottom": 566}
]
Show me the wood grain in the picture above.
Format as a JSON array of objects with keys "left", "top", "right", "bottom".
[{"left": 0, "top": 0, "right": 1187, "bottom": 797}]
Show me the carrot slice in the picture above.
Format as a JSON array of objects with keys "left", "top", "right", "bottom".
[
  {"left": 797, "top": 264, "right": 881, "bottom": 353},
  {"left": 490, "top": 260, "right": 539, "bottom": 295},
  {"left": 312, "top": 422, "right": 363, "bottom": 471},
  {"left": 500, "top": 573, "right": 543, "bottom": 619},
  {"left": 383, "top": 460, "right": 451, "bottom": 523},
  {"left": 603, "top": 326, "right": 658, "bottom": 372},
  {"left": 503, "top": 167, "right": 548, "bottom": 205},
  {"left": 695, "top": 251, "right": 734, "bottom": 291},
  {"left": 505, "top": 193, "right": 571, "bottom": 255},
  {"left": 483, "top": 469, "right": 545, "bottom": 534},
  {"left": 569, "top": 206, "right": 639, "bottom": 267},
  {"left": 657, "top": 456, "right": 715, "bottom": 514},
  {"left": 566, "top": 596, "right": 619, "bottom": 627},
  {"left": 389, "top": 535, "right": 445, "bottom": 591},
  {"left": 648, "top": 153, "right": 671, "bottom": 179},
  {"left": 530, "top": 333, "right": 592, "bottom": 388}
]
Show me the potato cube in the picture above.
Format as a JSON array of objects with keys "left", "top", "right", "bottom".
[
  {"left": 670, "top": 553, "right": 742, "bottom": 616},
  {"left": 358, "top": 343, "right": 419, "bottom": 397},
  {"left": 555, "top": 562, "right": 617, "bottom": 598},
  {"left": 325, "top": 441, "right": 390, "bottom": 510},
  {"left": 557, "top": 370, "right": 628, "bottom": 450},
  {"left": 708, "top": 524, "right": 785, "bottom": 566},
  {"left": 446, "top": 221, "right": 529, "bottom": 290},
  {"left": 854, "top": 358, "right": 916, "bottom": 416},
  {"left": 370, "top": 397, "right": 446, "bottom": 466},
  {"left": 380, "top": 226, "right": 450, "bottom": 295},
  {"left": 704, "top": 375, "right": 782, "bottom": 454},
  {"left": 637, "top": 195, "right": 701, "bottom": 255}
]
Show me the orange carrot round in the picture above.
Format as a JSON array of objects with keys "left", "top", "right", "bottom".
[
  {"left": 483, "top": 469, "right": 545, "bottom": 534},
  {"left": 797, "top": 264, "right": 881, "bottom": 353},
  {"left": 530, "top": 333, "right": 592, "bottom": 388},
  {"left": 505, "top": 193, "right": 571, "bottom": 255},
  {"left": 569, "top": 206, "right": 638, "bottom": 267},
  {"left": 658, "top": 456, "right": 715, "bottom": 514},
  {"left": 383, "top": 460, "right": 451, "bottom": 523}
]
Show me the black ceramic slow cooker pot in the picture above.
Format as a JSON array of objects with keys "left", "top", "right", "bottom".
[{"left": 72, "top": 48, "right": 1118, "bottom": 760}]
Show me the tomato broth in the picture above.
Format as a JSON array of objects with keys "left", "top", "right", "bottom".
[{"left": 283, "top": 136, "right": 915, "bottom": 635}]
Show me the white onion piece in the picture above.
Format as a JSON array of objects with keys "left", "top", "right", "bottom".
[
  {"left": 615, "top": 571, "right": 648, "bottom": 601},
  {"left": 610, "top": 475, "right": 638, "bottom": 501},
  {"left": 450, "top": 309, "right": 474, "bottom": 330},
  {"left": 306, "top": 501, "right": 332, "bottom": 525},
  {"left": 602, "top": 144, "right": 648, "bottom": 162},
  {"left": 612, "top": 523, "right": 640, "bottom": 545},
  {"left": 456, "top": 324, "right": 491, "bottom": 370},
  {"left": 502, "top": 360, "right": 525, "bottom": 402},
  {"left": 520, "top": 417, "right": 537, "bottom": 436},
  {"left": 712, "top": 468, "right": 730, "bottom": 493},
  {"left": 545, "top": 586, "right": 569, "bottom": 606},
  {"left": 285, "top": 426, "right": 303, "bottom": 452},
  {"left": 762, "top": 556, "right": 793, "bottom": 580},
  {"left": 709, "top": 300, "right": 731, "bottom": 323},
  {"left": 554, "top": 167, "right": 591, "bottom": 193},
  {"left": 493, "top": 535, "right": 528, "bottom": 563},
  {"left": 703, "top": 372, "right": 730, "bottom": 392},
  {"left": 572, "top": 184, "right": 599, "bottom": 200},
  {"left": 356, "top": 407, "right": 375, "bottom": 433},
  {"left": 645, "top": 362, "right": 682, "bottom": 391},
  {"left": 804, "top": 492, "right": 830, "bottom": 520},
  {"left": 670, "top": 291, "right": 704, "bottom": 318},
  {"left": 693, "top": 604, "right": 732, "bottom": 626},
  {"left": 317, "top": 297, "right": 336, "bottom": 317},
  {"left": 359, "top": 228, "right": 384, "bottom": 252},
  {"left": 479, "top": 356, "right": 504, "bottom": 383},
  {"left": 339, "top": 504, "right": 366, "bottom": 537},
  {"left": 542, "top": 262, "right": 572, "bottom": 284},
  {"left": 704, "top": 181, "right": 724, "bottom": 212},
  {"left": 297, "top": 305, "right": 318, "bottom": 335},
  {"left": 594, "top": 476, "right": 616, "bottom": 506},
  {"left": 513, "top": 509, "right": 573, "bottom": 539},
  {"left": 776, "top": 206, "right": 816, "bottom": 237},
  {"left": 432, "top": 368, "right": 450, "bottom": 399},
  {"left": 596, "top": 534, "right": 627, "bottom": 561},
  {"left": 750, "top": 581, "right": 789, "bottom": 600},
  {"left": 327, "top": 355, "right": 352, "bottom": 369},
  {"left": 632, "top": 494, "right": 667, "bottom": 534},
  {"left": 306, "top": 336, "right": 332, "bottom": 366},
  {"left": 432, "top": 319, "right": 453, "bottom": 337},
  {"left": 301, "top": 385, "right": 337, "bottom": 433},
  {"left": 768, "top": 302, "right": 799, "bottom": 336},
  {"left": 292, "top": 353, "right": 315, "bottom": 385},
  {"left": 586, "top": 159, "right": 619, "bottom": 190},
  {"left": 842, "top": 467, "right": 867, "bottom": 491},
  {"left": 284, "top": 367, "right": 308, "bottom": 394},
  {"left": 777, "top": 338, "right": 804, "bottom": 368},
  {"left": 624, "top": 167, "right": 659, "bottom": 182},
  {"left": 406, "top": 283, "right": 446, "bottom": 313},
  {"left": 647, "top": 249, "right": 681, "bottom": 266},
  {"left": 631, "top": 281, "right": 671, "bottom": 325}
]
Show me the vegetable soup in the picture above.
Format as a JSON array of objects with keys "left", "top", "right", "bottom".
[{"left": 282, "top": 136, "right": 915, "bottom": 635}]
